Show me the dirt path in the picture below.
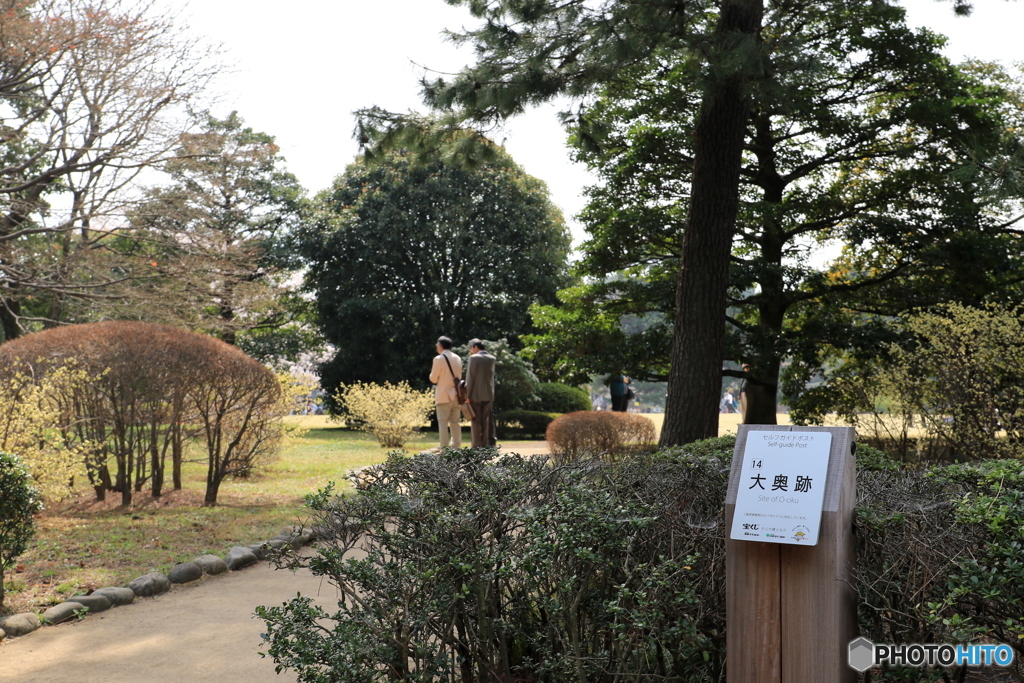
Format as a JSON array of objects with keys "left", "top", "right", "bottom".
[{"left": 0, "top": 557, "right": 340, "bottom": 683}]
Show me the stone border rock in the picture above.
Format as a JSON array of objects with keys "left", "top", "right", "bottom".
[{"left": 0, "top": 525, "right": 317, "bottom": 643}]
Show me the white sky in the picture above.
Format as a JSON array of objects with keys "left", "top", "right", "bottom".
[{"left": 172, "top": 0, "right": 1024, "bottom": 246}]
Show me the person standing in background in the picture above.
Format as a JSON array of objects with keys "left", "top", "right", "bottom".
[
  {"left": 608, "top": 373, "right": 631, "bottom": 412},
  {"left": 721, "top": 389, "right": 737, "bottom": 413},
  {"left": 429, "top": 336, "right": 462, "bottom": 449},
  {"left": 465, "top": 338, "right": 496, "bottom": 447}
]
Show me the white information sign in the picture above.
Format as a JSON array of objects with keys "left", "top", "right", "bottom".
[{"left": 730, "top": 431, "right": 833, "bottom": 545}]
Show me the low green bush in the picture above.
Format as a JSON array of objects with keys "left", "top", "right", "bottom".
[
  {"left": 258, "top": 448, "right": 728, "bottom": 682},
  {"left": 0, "top": 451, "right": 43, "bottom": 611},
  {"left": 535, "top": 382, "right": 591, "bottom": 413},
  {"left": 495, "top": 409, "right": 560, "bottom": 438},
  {"left": 855, "top": 458, "right": 1024, "bottom": 680},
  {"left": 256, "top": 441, "right": 1024, "bottom": 683},
  {"left": 655, "top": 434, "right": 736, "bottom": 463},
  {"left": 852, "top": 442, "right": 901, "bottom": 472},
  {"left": 335, "top": 381, "right": 434, "bottom": 448}
]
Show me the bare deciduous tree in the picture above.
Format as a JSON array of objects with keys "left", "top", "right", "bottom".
[
  {"left": 192, "top": 347, "right": 284, "bottom": 505},
  {"left": 0, "top": 0, "right": 219, "bottom": 339}
]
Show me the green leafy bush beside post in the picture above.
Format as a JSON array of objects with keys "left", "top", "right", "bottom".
[
  {"left": 929, "top": 460, "right": 1024, "bottom": 663},
  {"left": 0, "top": 451, "right": 43, "bottom": 611},
  {"left": 258, "top": 448, "right": 729, "bottom": 682},
  {"left": 854, "top": 460, "right": 1024, "bottom": 680},
  {"left": 256, "top": 438, "right": 1024, "bottom": 682},
  {"left": 654, "top": 434, "right": 736, "bottom": 463},
  {"left": 852, "top": 443, "right": 901, "bottom": 472}
]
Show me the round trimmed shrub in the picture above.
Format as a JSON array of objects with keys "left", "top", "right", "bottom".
[
  {"left": 536, "top": 383, "right": 592, "bottom": 413},
  {"left": 0, "top": 321, "right": 285, "bottom": 507},
  {"left": 546, "top": 411, "right": 656, "bottom": 461}
]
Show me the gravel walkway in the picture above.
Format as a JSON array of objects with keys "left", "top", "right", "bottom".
[{"left": 0, "top": 555, "right": 339, "bottom": 683}]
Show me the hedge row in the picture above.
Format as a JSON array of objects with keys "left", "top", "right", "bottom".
[
  {"left": 259, "top": 440, "right": 1024, "bottom": 682},
  {"left": 495, "top": 409, "right": 560, "bottom": 438}
]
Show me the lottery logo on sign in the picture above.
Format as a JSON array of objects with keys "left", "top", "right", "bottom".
[{"left": 730, "top": 431, "right": 832, "bottom": 546}]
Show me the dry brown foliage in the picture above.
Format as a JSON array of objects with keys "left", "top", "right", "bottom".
[
  {"left": 0, "top": 321, "right": 284, "bottom": 506},
  {"left": 546, "top": 410, "right": 657, "bottom": 461}
]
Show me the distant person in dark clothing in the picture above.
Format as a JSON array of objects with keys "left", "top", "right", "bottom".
[{"left": 608, "top": 373, "right": 631, "bottom": 412}]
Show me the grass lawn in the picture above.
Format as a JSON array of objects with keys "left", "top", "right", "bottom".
[
  {"left": 1, "top": 417, "right": 451, "bottom": 617},
  {"left": 641, "top": 411, "right": 793, "bottom": 439},
  {"left": 2, "top": 412, "right": 790, "bottom": 616}
]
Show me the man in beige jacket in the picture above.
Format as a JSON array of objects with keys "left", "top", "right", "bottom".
[{"left": 429, "top": 336, "right": 463, "bottom": 449}]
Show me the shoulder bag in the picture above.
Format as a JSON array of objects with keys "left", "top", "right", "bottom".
[{"left": 443, "top": 353, "right": 468, "bottom": 404}]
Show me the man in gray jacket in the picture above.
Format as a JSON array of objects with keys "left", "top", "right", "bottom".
[{"left": 464, "top": 338, "right": 496, "bottom": 448}]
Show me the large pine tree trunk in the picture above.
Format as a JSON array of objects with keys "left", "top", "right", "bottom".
[
  {"left": 742, "top": 358, "right": 780, "bottom": 425},
  {"left": 660, "top": 0, "right": 764, "bottom": 446}
]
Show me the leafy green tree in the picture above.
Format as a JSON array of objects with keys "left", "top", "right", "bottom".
[
  {"left": 798, "top": 303, "right": 1024, "bottom": 461},
  {"left": 0, "top": 451, "right": 43, "bottom": 610},
  {"left": 298, "top": 147, "right": 570, "bottom": 405},
  {"left": 356, "top": 0, "right": 762, "bottom": 444},
  {"left": 527, "top": 5, "right": 1024, "bottom": 424},
  {"left": 357, "top": 0, "right": 1003, "bottom": 445},
  {"left": 951, "top": 60, "right": 1024, "bottom": 200},
  {"left": 526, "top": 283, "right": 672, "bottom": 386},
  {"left": 118, "top": 112, "right": 306, "bottom": 349}
]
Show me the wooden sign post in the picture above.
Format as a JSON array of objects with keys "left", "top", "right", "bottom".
[{"left": 725, "top": 425, "right": 857, "bottom": 683}]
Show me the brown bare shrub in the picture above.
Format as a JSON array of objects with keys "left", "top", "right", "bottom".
[
  {"left": 0, "top": 321, "right": 284, "bottom": 506},
  {"left": 191, "top": 348, "right": 284, "bottom": 506},
  {"left": 618, "top": 412, "right": 658, "bottom": 447},
  {"left": 546, "top": 410, "right": 657, "bottom": 462}
]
